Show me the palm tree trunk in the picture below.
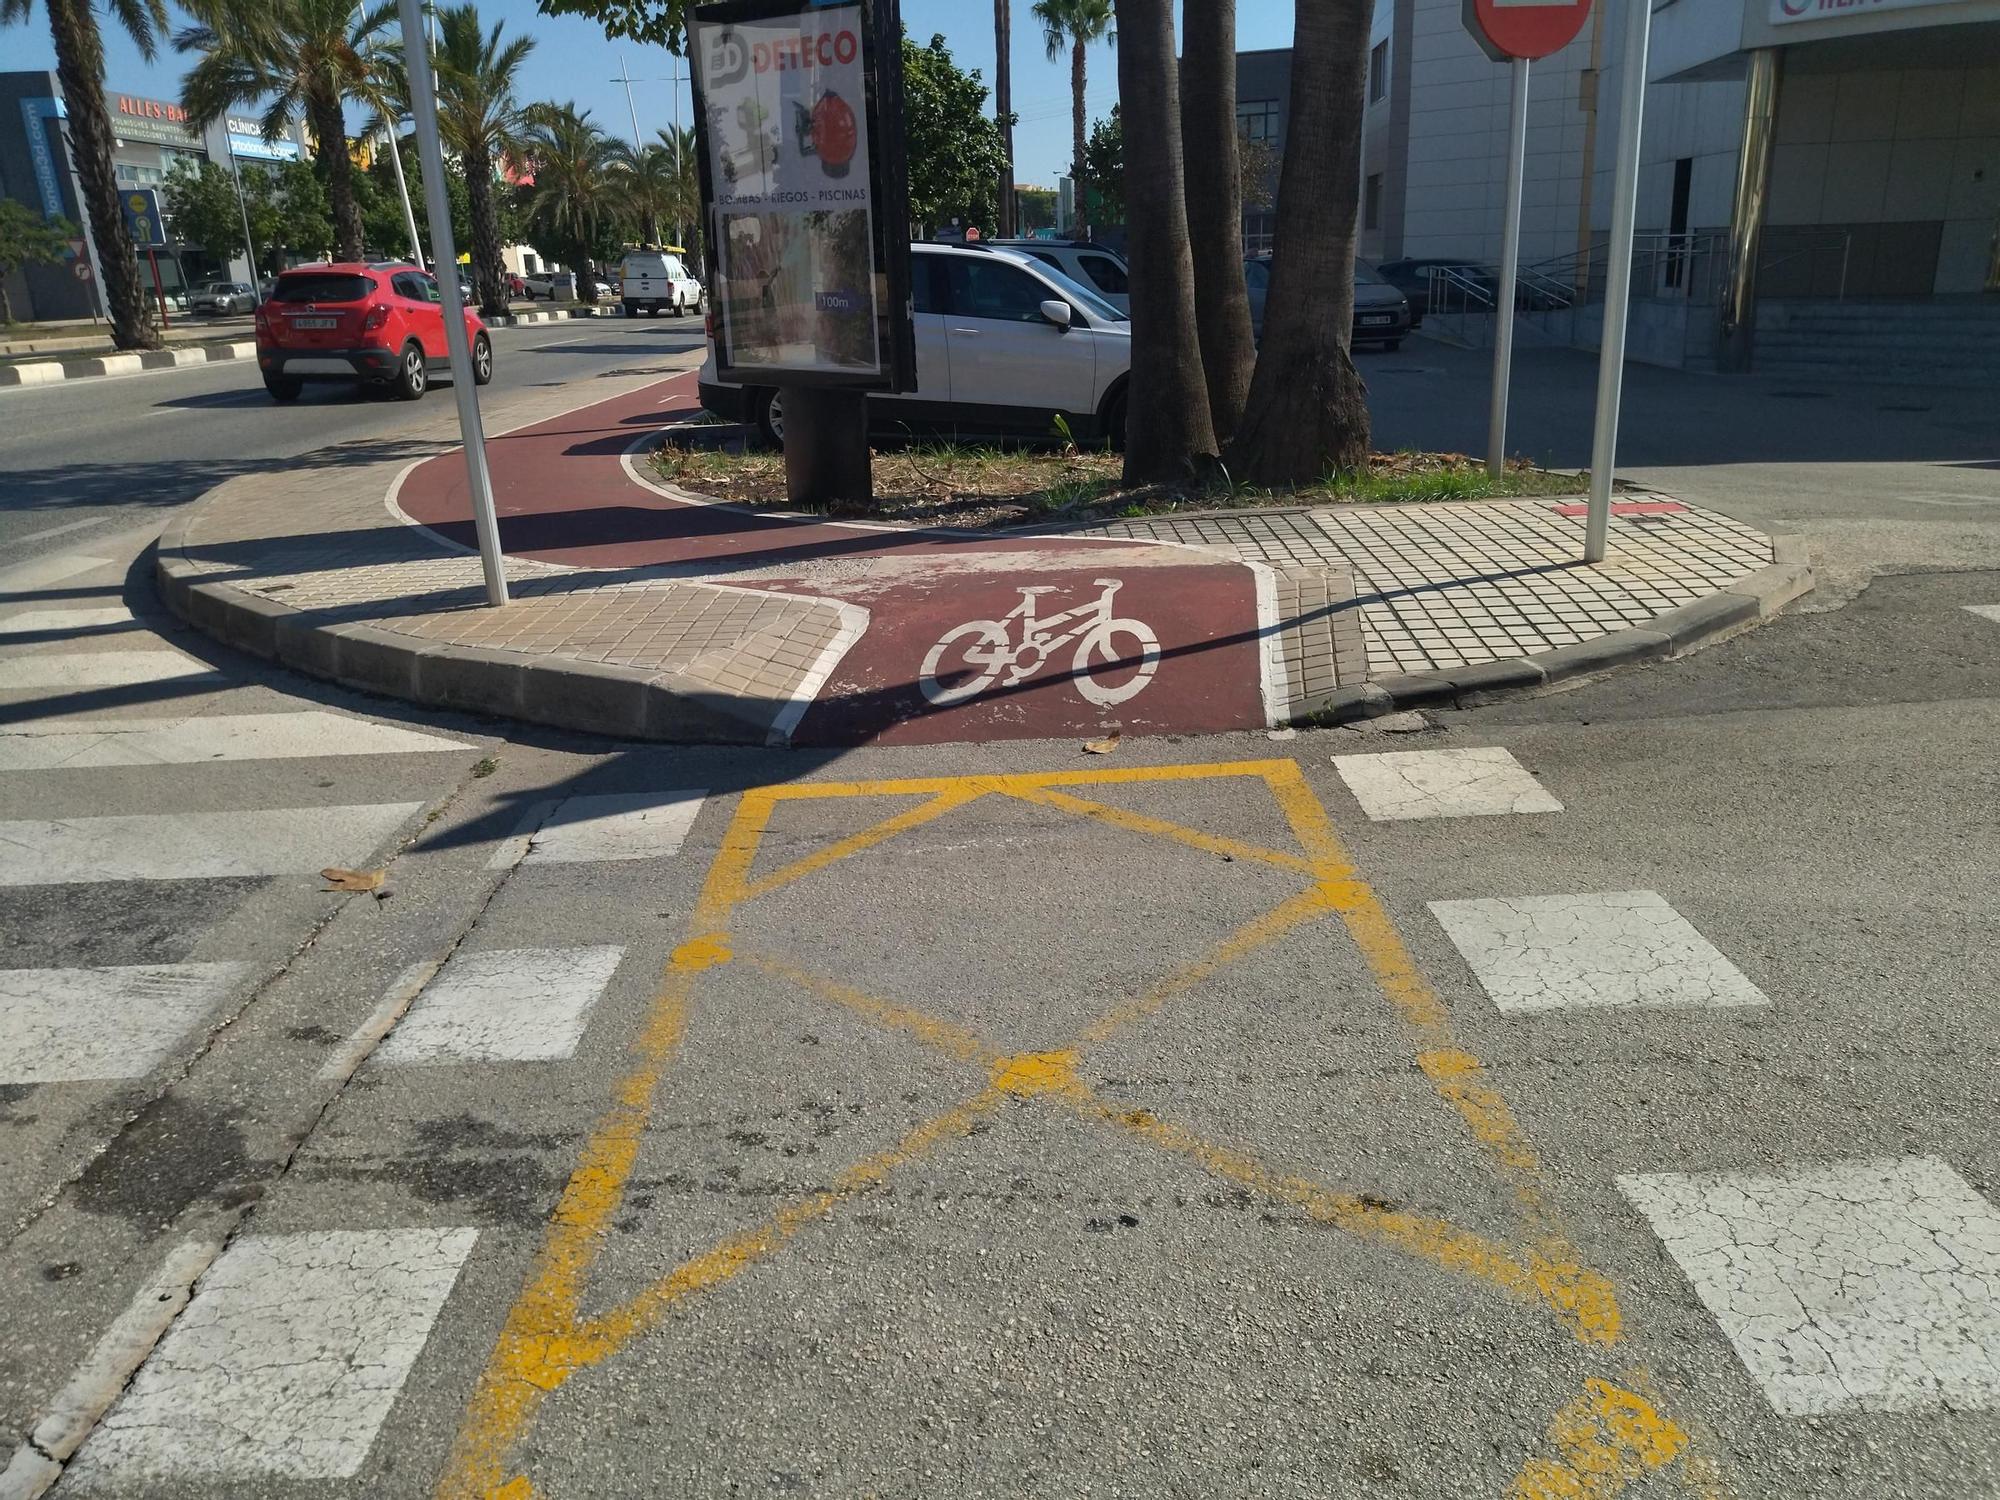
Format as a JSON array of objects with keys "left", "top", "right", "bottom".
[
  {"left": 307, "top": 85, "right": 364, "bottom": 261},
  {"left": 1114, "top": 0, "right": 1216, "bottom": 482},
  {"left": 464, "top": 144, "right": 506, "bottom": 317},
  {"left": 1224, "top": 0, "right": 1372, "bottom": 484},
  {"left": 46, "top": 0, "right": 158, "bottom": 350},
  {"left": 1180, "top": 0, "right": 1256, "bottom": 445},
  {"left": 1070, "top": 36, "right": 1088, "bottom": 234},
  {"left": 994, "top": 0, "right": 1015, "bottom": 236}
]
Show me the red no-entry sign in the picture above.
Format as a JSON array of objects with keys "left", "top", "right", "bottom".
[{"left": 1464, "top": 0, "right": 1593, "bottom": 60}]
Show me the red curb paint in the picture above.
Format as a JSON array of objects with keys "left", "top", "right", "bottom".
[
  {"left": 1551, "top": 501, "right": 1686, "bottom": 518},
  {"left": 396, "top": 375, "right": 1269, "bottom": 745}
]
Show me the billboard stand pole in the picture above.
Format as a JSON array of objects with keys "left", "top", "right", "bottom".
[
  {"left": 1584, "top": 0, "right": 1651, "bottom": 565},
  {"left": 1487, "top": 56, "right": 1528, "bottom": 478},
  {"left": 397, "top": 0, "right": 509, "bottom": 607},
  {"left": 147, "top": 247, "right": 170, "bottom": 328},
  {"left": 782, "top": 386, "right": 872, "bottom": 509}
]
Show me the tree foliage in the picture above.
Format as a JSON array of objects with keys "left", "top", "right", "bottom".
[
  {"left": 519, "top": 103, "right": 627, "bottom": 275},
  {"left": 1081, "top": 108, "right": 1122, "bottom": 225},
  {"left": 0, "top": 198, "right": 77, "bottom": 324},
  {"left": 534, "top": 0, "right": 685, "bottom": 50},
  {"left": 162, "top": 156, "right": 330, "bottom": 274},
  {"left": 901, "top": 32, "right": 1010, "bottom": 234}
]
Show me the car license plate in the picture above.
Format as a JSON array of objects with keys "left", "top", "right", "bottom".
[
  {"left": 1361, "top": 314, "right": 1393, "bottom": 326},
  {"left": 291, "top": 316, "right": 337, "bottom": 329}
]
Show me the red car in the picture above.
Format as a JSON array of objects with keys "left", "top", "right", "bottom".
[{"left": 255, "top": 262, "right": 494, "bottom": 402}]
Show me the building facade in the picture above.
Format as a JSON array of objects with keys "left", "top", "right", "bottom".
[{"left": 1, "top": 71, "right": 307, "bottom": 322}]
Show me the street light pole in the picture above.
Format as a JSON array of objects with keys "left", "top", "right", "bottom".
[
  {"left": 357, "top": 2, "right": 425, "bottom": 269},
  {"left": 225, "top": 137, "right": 260, "bottom": 298},
  {"left": 397, "top": 0, "right": 509, "bottom": 607}
]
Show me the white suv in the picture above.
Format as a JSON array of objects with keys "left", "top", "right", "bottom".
[
  {"left": 989, "top": 239, "right": 1130, "bottom": 315},
  {"left": 620, "top": 250, "right": 703, "bottom": 318},
  {"left": 697, "top": 243, "right": 1132, "bottom": 449}
]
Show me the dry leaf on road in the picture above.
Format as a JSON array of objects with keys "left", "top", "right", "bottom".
[
  {"left": 1082, "top": 731, "right": 1122, "bottom": 755},
  {"left": 320, "top": 867, "right": 385, "bottom": 892}
]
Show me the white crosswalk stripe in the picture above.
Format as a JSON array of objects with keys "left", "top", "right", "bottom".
[
  {"left": 0, "top": 554, "right": 112, "bottom": 594},
  {"left": 0, "top": 963, "right": 249, "bottom": 1083},
  {"left": 67, "top": 1228, "right": 479, "bottom": 1483},
  {"left": 0, "top": 607, "right": 137, "bottom": 638},
  {"left": 0, "top": 711, "right": 469, "bottom": 770},
  {"left": 487, "top": 789, "right": 707, "bottom": 868},
  {"left": 0, "top": 650, "right": 224, "bottom": 690},
  {"left": 1332, "top": 746, "right": 1563, "bottom": 821},
  {"left": 1964, "top": 604, "right": 2000, "bottom": 625},
  {"left": 0, "top": 804, "right": 423, "bottom": 886},
  {"left": 373, "top": 946, "right": 626, "bottom": 1064}
]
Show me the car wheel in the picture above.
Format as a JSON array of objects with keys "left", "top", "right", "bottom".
[
  {"left": 471, "top": 332, "right": 493, "bottom": 386},
  {"left": 394, "top": 342, "right": 428, "bottom": 400},
  {"left": 756, "top": 388, "right": 785, "bottom": 448},
  {"left": 263, "top": 375, "right": 302, "bottom": 402}
]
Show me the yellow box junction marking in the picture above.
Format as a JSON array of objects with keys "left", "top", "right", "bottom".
[{"left": 438, "top": 759, "right": 1725, "bottom": 1500}]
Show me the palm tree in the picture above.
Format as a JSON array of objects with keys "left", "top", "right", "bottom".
[
  {"left": 1180, "top": 0, "right": 1254, "bottom": 444},
  {"left": 993, "top": 0, "right": 1014, "bottom": 236},
  {"left": 1, "top": 0, "right": 166, "bottom": 348},
  {"left": 655, "top": 124, "right": 700, "bottom": 255},
  {"left": 429, "top": 2, "right": 533, "bottom": 316},
  {"left": 521, "top": 103, "right": 625, "bottom": 278},
  {"left": 1030, "top": 0, "right": 1112, "bottom": 236},
  {"left": 606, "top": 126, "right": 696, "bottom": 250},
  {"left": 178, "top": 0, "right": 395, "bottom": 263}
]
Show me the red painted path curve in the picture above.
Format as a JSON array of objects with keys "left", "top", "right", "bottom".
[{"left": 397, "top": 373, "right": 1274, "bottom": 745}]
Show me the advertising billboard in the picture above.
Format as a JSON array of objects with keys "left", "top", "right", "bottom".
[{"left": 689, "top": 0, "right": 914, "bottom": 391}]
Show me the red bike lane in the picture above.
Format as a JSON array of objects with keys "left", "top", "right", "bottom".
[{"left": 394, "top": 373, "right": 1277, "bottom": 745}]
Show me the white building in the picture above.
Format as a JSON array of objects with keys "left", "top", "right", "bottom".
[{"left": 1359, "top": 0, "right": 2000, "bottom": 378}]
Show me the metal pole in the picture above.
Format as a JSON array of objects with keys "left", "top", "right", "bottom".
[
  {"left": 615, "top": 53, "right": 645, "bottom": 154},
  {"left": 397, "top": 0, "right": 509, "bottom": 607},
  {"left": 225, "top": 140, "right": 260, "bottom": 299},
  {"left": 147, "top": 246, "right": 170, "bottom": 327},
  {"left": 1487, "top": 56, "right": 1530, "bottom": 479},
  {"left": 385, "top": 124, "right": 425, "bottom": 269},
  {"left": 1584, "top": 0, "right": 1651, "bottom": 565}
]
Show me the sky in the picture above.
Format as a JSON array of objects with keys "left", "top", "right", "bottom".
[{"left": 3, "top": 0, "right": 1296, "bottom": 186}]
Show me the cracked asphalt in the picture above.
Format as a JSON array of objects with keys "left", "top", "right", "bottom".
[{"left": 1, "top": 335, "right": 1996, "bottom": 1497}]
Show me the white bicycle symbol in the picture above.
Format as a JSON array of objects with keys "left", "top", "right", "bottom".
[{"left": 919, "top": 577, "right": 1161, "bottom": 708}]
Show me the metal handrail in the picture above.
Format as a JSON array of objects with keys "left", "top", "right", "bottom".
[
  {"left": 1755, "top": 231, "right": 1852, "bottom": 300},
  {"left": 1425, "top": 263, "right": 1496, "bottom": 319}
]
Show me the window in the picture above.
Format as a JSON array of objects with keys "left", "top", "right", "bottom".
[
  {"left": 912, "top": 256, "right": 943, "bottom": 314},
  {"left": 270, "top": 273, "right": 373, "bottom": 303},
  {"left": 1079, "top": 254, "right": 1128, "bottom": 295},
  {"left": 1369, "top": 42, "right": 1389, "bottom": 103},
  {"left": 1364, "top": 174, "right": 1383, "bottom": 233},
  {"left": 943, "top": 258, "right": 1053, "bottom": 323},
  {"left": 390, "top": 272, "right": 422, "bottom": 300},
  {"left": 1237, "top": 99, "right": 1280, "bottom": 144},
  {"left": 1242, "top": 211, "right": 1277, "bottom": 258}
]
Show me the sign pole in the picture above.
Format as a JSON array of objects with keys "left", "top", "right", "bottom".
[
  {"left": 1486, "top": 55, "right": 1530, "bottom": 478},
  {"left": 1584, "top": 0, "right": 1651, "bottom": 564},
  {"left": 147, "top": 247, "right": 170, "bottom": 328},
  {"left": 225, "top": 142, "right": 261, "bottom": 302},
  {"left": 397, "top": 0, "right": 509, "bottom": 607}
]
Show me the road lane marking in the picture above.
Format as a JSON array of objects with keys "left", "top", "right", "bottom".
[
  {"left": 1507, "top": 1378, "right": 1692, "bottom": 1499},
  {"left": 1429, "top": 891, "right": 1769, "bottom": 1014},
  {"left": 1619, "top": 1156, "right": 2000, "bottom": 1416},
  {"left": 0, "top": 804, "right": 422, "bottom": 885},
  {"left": 1333, "top": 746, "right": 1564, "bottom": 821},
  {"left": 0, "top": 607, "right": 136, "bottom": 639},
  {"left": 0, "top": 555, "right": 111, "bottom": 595},
  {"left": 0, "top": 650, "right": 223, "bottom": 690},
  {"left": 373, "top": 946, "right": 625, "bottom": 1064},
  {"left": 68, "top": 1228, "right": 478, "bottom": 1483},
  {"left": 1965, "top": 604, "right": 2000, "bottom": 625},
  {"left": 482, "top": 790, "right": 705, "bottom": 868},
  {"left": 0, "top": 963, "right": 249, "bottom": 1083},
  {"left": 0, "top": 710, "right": 469, "bottom": 769},
  {"left": 7, "top": 518, "right": 108, "bottom": 549}
]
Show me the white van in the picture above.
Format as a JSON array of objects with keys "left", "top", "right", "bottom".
[{"left": 619, "top": 250, "right": 703, "bottom": 318}]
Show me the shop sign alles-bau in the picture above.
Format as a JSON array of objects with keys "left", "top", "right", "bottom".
[{"left": 689, "top": 0, "right": 914, "bottom": 390}]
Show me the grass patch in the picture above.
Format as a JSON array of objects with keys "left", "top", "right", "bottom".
[{"left": 652, "top": 436, "right": 1586, "bottom": 531}]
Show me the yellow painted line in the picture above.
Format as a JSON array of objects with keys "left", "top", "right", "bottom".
[
  {"left": 754, "top": 759, "right": 1300, "bottom": 802},
  {"left": 738, "top": 785, "right": 989, "bottom": 903},
  {"left": 1074, "top": 884, "right": 1335, "bottom": 1045},
  {"left": 743, "top": 952, "right": 1002, "bottom": 1068},
  {"left": 1004, "top": 783, "right": 1318, "bottom": 875},
  {"left": 1508, "top": 1378, "right": 1693, "bottom": 1499}
]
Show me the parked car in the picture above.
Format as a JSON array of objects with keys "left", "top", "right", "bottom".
[
  {"left": 1242, "top": 258, "right": 1410, "bottom": 350},
  {"left": 254, "top": 262, "right": 493, "bottom": 402},
  {"left": 698, "top": 242, "right": 1131, "bottom": 449},
  {"left": 618, "top": 249, "right": 703, "bottom": 317},
  {"left": 519, "top": 270, "right": 563, "bottom": 299},
  {"left": 987, "top": 238, "right": 1130, "bottom": 314},
  {"left": 190, "top": 281, "right": 256, "bottom": 315},
  {"left": 507, "top": 272, "right": 527, "bottom": 298}
]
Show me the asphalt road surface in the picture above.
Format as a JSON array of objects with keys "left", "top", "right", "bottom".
[{"left": 0, "top": 332, "right": 1995, "bottom": 1499}]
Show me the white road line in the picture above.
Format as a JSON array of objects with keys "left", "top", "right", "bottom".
[
  {"left": 1619, "top": 1156, "right": 2000, "bottom": 1416},
  {"left": 1427, "top": 890, "right": 1767, "bottom": 1014},
  {"left": 0, "top": 711, "right": 470, "bottom": 770},
  {"left": 0, "top": 607, "right": 137, "bottom": 638},
  {"left": 374, "top": 945, "right": 625, "bottom": 1064},
  {"left": 67, "top": 1227, "right": 479, "bottom": 1482},
  {"left": 0, "top": 651, "right": 223, "bottom": 690},
  {"left": 0, "top": 963, "right": 249, "bottom": 1083},
  {"left": 486, "top": 789, "right": 706, "bottom": 868},
  {"left": 7, "top": 518, "right": 108, "bottom": 549},
  {"left": 0, "top": 803, "right": 423, "bottom": 886},
  {"left": 1964, "top": 604, "right": 2000, "bottom": 625},
  {"left": 1333, "top": 746, "right": 1564, "bottom": 822},
  {"left": 0, "top": 555, "right": 112, "bottom": 595}
]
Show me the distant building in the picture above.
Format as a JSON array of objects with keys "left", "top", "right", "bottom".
[{"left": 1234, "top": 48, "right": 1293, "bottom": 256}]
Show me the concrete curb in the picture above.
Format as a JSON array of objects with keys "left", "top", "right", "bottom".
[
  {"left": 153, "top": 511, "right": 781, "bottom": 748},
  {"left": 1299, "top": 541, "right": 1815, "bottom": 726},
  {"left": 0, "top": 340, "right": 255, "bottom": 389}
]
